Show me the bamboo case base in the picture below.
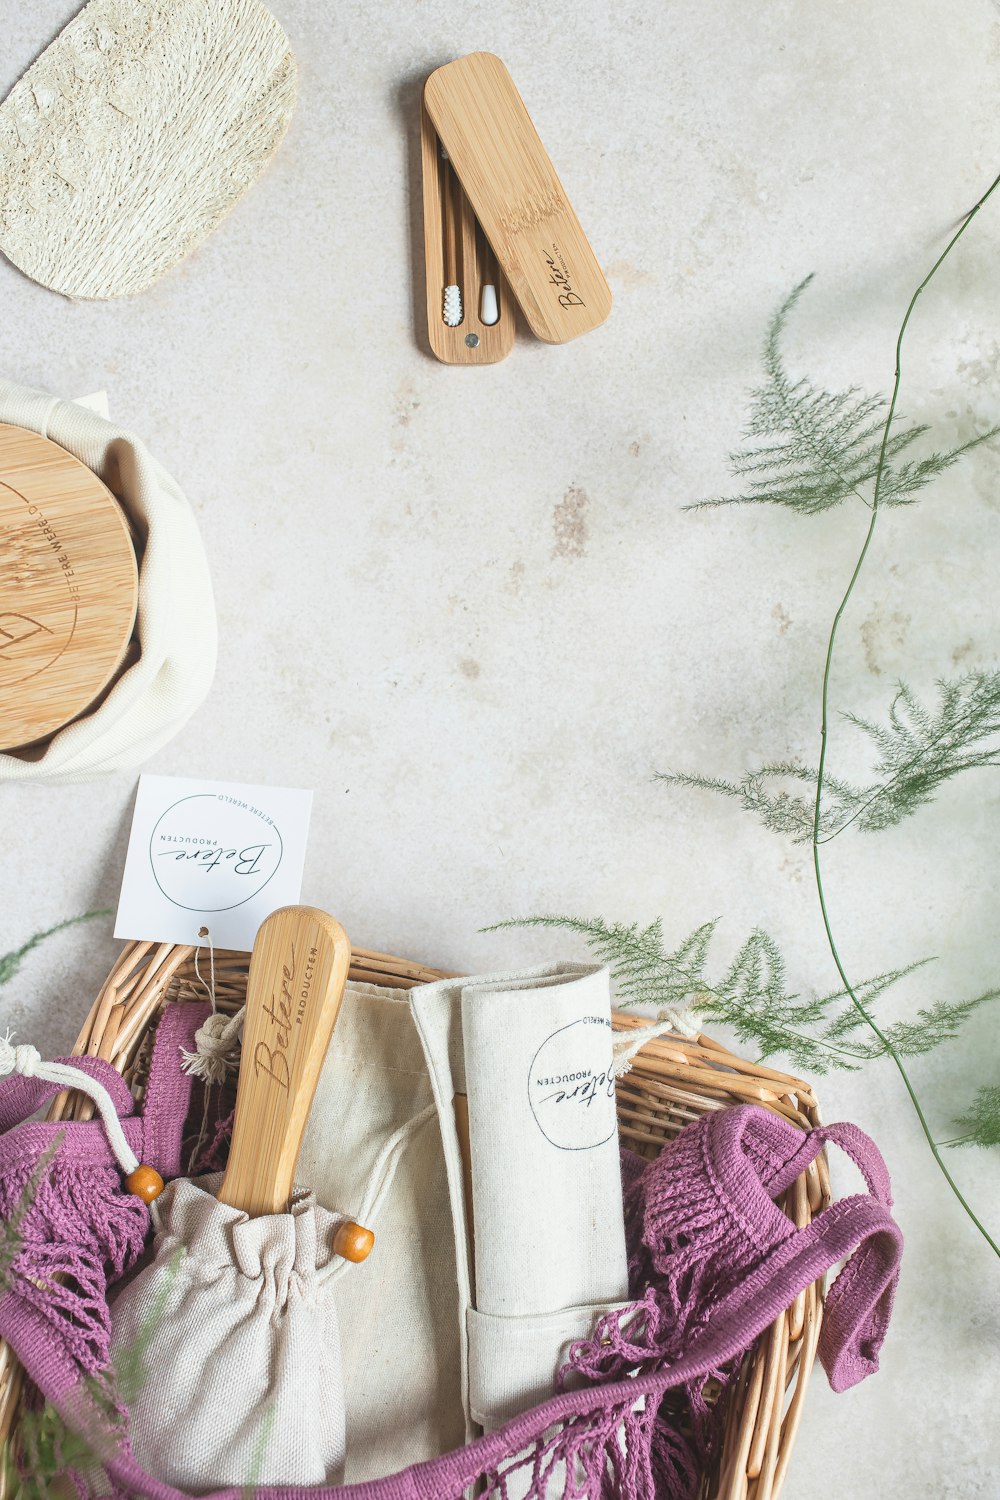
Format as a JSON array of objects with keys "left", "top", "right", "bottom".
[{"left": 421, "top": 104, "right": 516, "bottom": 366}]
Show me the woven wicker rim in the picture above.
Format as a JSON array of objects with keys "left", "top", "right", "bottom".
[{"left": 0, "top": 940, "right": 832, "bottom": 1500}]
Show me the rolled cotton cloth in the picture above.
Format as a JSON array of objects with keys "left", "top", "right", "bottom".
[
  {"left": 0, "top": 380, "right": 215, "bottom": 781},
  {"left": 110, "top": 1174, "right": 346, "bottom": 1490},
  {"left": 412, "top": 964, "right": 631, "bottom": 1433}
]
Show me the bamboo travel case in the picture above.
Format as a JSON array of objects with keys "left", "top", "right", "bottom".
[{"left": 421, "top": 53, "right": 612, "bottom": 364}]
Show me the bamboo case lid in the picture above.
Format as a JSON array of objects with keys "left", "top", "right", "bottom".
[
  {"left": 424, "top": 52, "right": 612, "bottom": 345},
  {"left": 0, "top": 423, "right": 138, "bottom": 751}
]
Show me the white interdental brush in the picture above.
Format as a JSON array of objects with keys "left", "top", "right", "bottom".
[{"left": 440, "top": 145, "right": 463, "bottom": 326}]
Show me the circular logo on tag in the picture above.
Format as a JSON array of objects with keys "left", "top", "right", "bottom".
[
  {"left": 149, "top": 795, "right": 283, "bottom": 911},
  {"left": 528, "top": 1017, "right": 616, "bottom": 1151}
]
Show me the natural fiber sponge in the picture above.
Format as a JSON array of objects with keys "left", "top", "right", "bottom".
[{"left": 0, "top": 0, "right": 296, "bottom": 299}]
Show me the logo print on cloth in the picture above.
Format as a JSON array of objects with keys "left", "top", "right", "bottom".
[
  {"left": 150, "top": 793, "right": 284, "bottom": 911},
  {"left": 528, "top": 1015, "right": 616, "bottom": 1150}
]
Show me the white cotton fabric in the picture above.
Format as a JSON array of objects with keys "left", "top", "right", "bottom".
[
  {"left": 298, "top": 982, "right": 468, "bottom": 1481},
  {"left": 110, "top": 1174, "right": 346, "bottom": 1490},
  {"left": 0, "top": 380, "right": 216, "bottom": 782},
  {"left": 411, "top": 964, "right": 630, "bottom": 1434},
  {"left": 0, "top": 0, "right": 296, "bottom": 300}
]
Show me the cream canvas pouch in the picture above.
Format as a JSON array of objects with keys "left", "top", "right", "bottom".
[
  {"left": 109, "top": 1174, "right": 346, "bottom": 1490},
  {"left": 0, "top": 380, "right": 216, "bottom": 782},
  {"left": 412, "top": 964, "right": 631, "bottom": 1435}
]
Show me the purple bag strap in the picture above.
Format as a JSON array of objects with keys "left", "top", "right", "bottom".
[
  {"left": 700, "top": 1105, "right": 902, "bottom": 1392},
  {"left": 140, "top": 1002, "right": 211, "bottom": 1176},
  {"left": 0, "top": 1055, "right": 135, "bottom": 1136},
  {"left": 755, "top": 1111, "right": 893, "bottom": 1206},
  {"left": 0, "top": 1002, "right": 210, "bottom": 1173}
]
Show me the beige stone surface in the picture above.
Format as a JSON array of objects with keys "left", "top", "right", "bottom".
[{"left": 2, "top": 2, "right": 1000, "bottom": 1494}]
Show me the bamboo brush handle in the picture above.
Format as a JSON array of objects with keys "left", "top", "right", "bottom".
[
  {"left": 218, "top": 906, "right": 351, "bottom": 1216},
  {"left": 441, "top": 153, "right": 459, "bottom": 285}
]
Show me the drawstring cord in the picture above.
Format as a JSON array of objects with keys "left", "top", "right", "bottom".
[
  {"left": 320, "top": 1103, "right": 436, "bottom": 1284},
  {"left": 0, "top": 1033, "right": 164, "bottom": 1202},
  {"left": 0, "top": 1033, "right": 138, "bottom": 1176},
  {"left": 611, "top": 1011, "right": 701, "bottom": 1077},
  {"left": 182, "top": 1004, "right": 244, "bottom": 1084}
]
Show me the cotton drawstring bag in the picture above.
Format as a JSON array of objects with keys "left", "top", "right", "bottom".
[
  {"left": 181, "top": 978, "right": 469, "bottom": 1479},
  {"left": 0, "top": 379, "right": 216, "bottom": 781},
  {"left": 109, "top": 1175, "right": 348, "bottom": 1490}
]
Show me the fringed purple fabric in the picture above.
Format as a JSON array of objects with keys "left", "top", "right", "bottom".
[
  {"left": 0, "top": 1148, "right": 148, "bottom": 1375},
  {"left": 0, "top": 1006, "right": 207, "bottom": 1390},
  {"left": 558, "top": 1103, "right": 904, "bottom": 1500},
  {"left": 0, "top": 1036, "right": 902, "bottom": 1500}
]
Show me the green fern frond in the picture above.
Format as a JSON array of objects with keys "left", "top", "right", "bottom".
[
  {"left": 664, "top": 671, "right": 1000, "bottom": 842},
  {"left": 0, "top": 911, "right": 110, "bottom": 989},
  {"left": 485, "top": 914, "right": 718, "bottom": 1012},
  {"left": 949, "top": 1086, "right": 1000, "bottom": 1148},
  {"left": 487, "top": 914, "right": 976, "bottom": 1075},
  {"left": 662, "top": 763, "right": 836, "bottom": 842},
  {"left": 847, "top": 989, "right": 1000, "bottom": 1059},
  {"left": 686, "top": 275, "right": 997, "bottom": 514}
]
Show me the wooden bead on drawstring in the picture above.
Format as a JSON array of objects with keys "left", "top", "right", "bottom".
[
  {"left": 333, "top": 1221, "right": 375, "bottom": 1262},
  {"left": 126, "top": 1165, "right": 165, "bottom": 1203}
]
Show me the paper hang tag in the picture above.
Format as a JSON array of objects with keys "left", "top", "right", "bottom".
[{"left": 114, "top": 774, "right": 313, "bottom": 952}]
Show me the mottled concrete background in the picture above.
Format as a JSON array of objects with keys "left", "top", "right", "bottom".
[{"left": 3, "top": 3, "right": 999, "bottom": 1494}]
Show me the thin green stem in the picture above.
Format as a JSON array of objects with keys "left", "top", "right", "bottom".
[{"left": 811, "top": 170, "right": 1000, "bottom": 1258}]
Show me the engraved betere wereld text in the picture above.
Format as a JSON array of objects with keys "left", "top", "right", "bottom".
[
  {"left": 544, "top": 243, "right": 586, "bottom": 309},
  {"left": 253, "top": 942, "right": 319, "bottom": 1093},
  {"left": 4, "top": 492, "right": 82, "bottom": 603}
]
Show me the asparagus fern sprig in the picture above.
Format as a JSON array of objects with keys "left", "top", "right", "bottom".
[
  {"left": 947, "top": 1087, "right": 1000, "bottom": 1149},
  {"left": 0, "top": 912, "right": 111, "bottom": 989},
  {"left": 687, "top": 273, "right": 997, "bottom": 515},
  {"left": 666, "top": 671, "right": 1000, "bottom": 842},
  {"left": 490, "top": 914, "right": 1000, "bottom": 1076}
]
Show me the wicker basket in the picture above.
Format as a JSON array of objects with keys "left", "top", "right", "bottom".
[{"left": 0, "top": 940, "right": 831, "bottom": 1500}]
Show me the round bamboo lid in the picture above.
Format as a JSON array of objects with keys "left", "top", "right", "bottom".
[{"left": 0, "top": 423, "right": 139, "bottom": 751}]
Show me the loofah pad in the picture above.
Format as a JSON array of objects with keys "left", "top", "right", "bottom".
[{"left": 0, "top": 0, "right": 297, "bottom": 299}]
